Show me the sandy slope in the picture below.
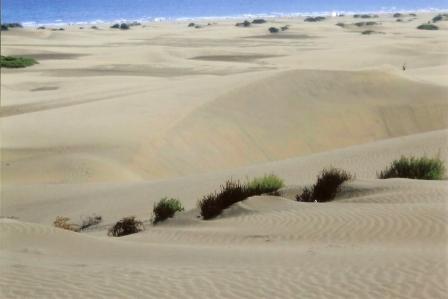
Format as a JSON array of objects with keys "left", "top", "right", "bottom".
[{"left": 1, "top": 12, "right": 448, "bottom": 299}]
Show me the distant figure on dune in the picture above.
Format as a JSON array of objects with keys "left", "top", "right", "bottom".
[{"left": 402, "top": 63, "right": 407, "bottom": 71}]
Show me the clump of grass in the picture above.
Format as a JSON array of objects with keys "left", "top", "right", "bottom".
[
  {"left": 252, "top": 19, "right": 267, "bottom": 24},
  {"left": 336, "top": 22, "right": 345, "bottom": 27},
  {"left": 188, "top": 22, "right": 196, "bottom": 27},
  {"left": 1, "top": 56, "right": 38, "bottom": 68},
  {"left": 199, "top": 174, "right": 284, "bottom": 220},
  {"left": 269, "top": 27, "right": 280, "bottom": 33},
  {"left": 362, "top": 30, "right": 376, "bottom": 35},
  {"left": 417, "top": 23, "right": 439, "bottom": 30},
  {"left": 393, "top": 13, "right": 403, "bottom": 18},
  {"left": 108, "top": 216, "right": 144, "bottom": 237},
  {"left": 91, "top": 25, "right": 99, "bottom": 30},
  {"left": 80, "top": 215, "right": 102, "bottom": 230},
  {"left": 53, "top": 216, "right": 80, "bottom": 232},
  {"left": 1, "top": 23, "right": 23, "bottom": 31},
  {"left": 152, "top": 197, "right": 184, "bottom": 224},
  {"left": 304, "top": 16, "right": 326, "bottom": 22},
  {"left": 236, "top": 20, "right": 251, "bottom": 27},
  {"left": 296, "top": 168, "right": 353, "bottom": 203},
  {"left": 247, "top": 174, "right": 284, "bottom": 192},
  {"left": 432, "top": 14, "right": 448, "bottom": 23},
  {"left": 378, "top": 156, "right": 445, "bottom": 180},
  {"left": 281, "top": 25, "right": 290, "bottom": 31},
  {"left": 354, "top": 14, "right": 378, "bottom": 19},
  {"left": 354, "top": 21, "right": 378, "bottom": 27}
]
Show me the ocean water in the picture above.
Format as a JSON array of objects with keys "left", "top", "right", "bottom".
[{"left": 2, "top": 0, "right": 447, "bottom": 26}]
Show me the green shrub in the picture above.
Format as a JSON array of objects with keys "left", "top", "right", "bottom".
[
  {"left": 336, "top": 22, "right": 345, "bottom": 27},
  {"left": 199, "top": 174, "right": 284, "bottom": 220},
  {"left": 378, "top": 156, "right": 445, "bottom": 180},
  {"left": 281, "top": 25, "right": 290, "bottom": 31},
  {"left": 393, "top": 13, "right": 403, "bottom": 18},
  {"left": 1, "top": 23, "right": 23, "bottom": 30},
  {"left": 417, "top": 24, "right": 439, "bottom": 30},
  {"left": 247, "top": 174, "right": 284, "bottom": 192},
  {"left": 432, "top": 14, "right": 448, "bottom": 23},
  {"left": 236, "top": 20, "right": 251, "bottom": 27},
  {"left": 362, "top": 30, "right": 375, "bottom": 35},
  {"left": 269, "top": 27, "right": 280, "bottom": 33},
  {"left": 252, "top": 19, "right": 267, "bottom": 24},
  {"left": 188, "top": 22, "right": 196, "bottom": 27},
  {"left": 304, "top": 16, "right": 326, "bottom": 22},
  {"left": 108, "top": 216, "right": 144, "bottom": 237},
  {"left": 1, "top": 56, "right": 38, "bottom": 68},
  {"left": 296, "top": 168, "right": 352, "bottom": 202},
  {"left": 120, "top": 23, "right": 130, "bottom": 30},
  {"left": 152, "top": 197, "right": 184, "bottom": 224},
  {"left": 110, "top": 23, "right": 120, "bottom": 29}
]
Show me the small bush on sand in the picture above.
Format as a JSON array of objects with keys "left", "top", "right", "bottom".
[
  {"left": 188, "top": 22, "right": 196, "bottom": 27},
  {"left": 199, "top": 175, "right": 284, "bottom": 219},
  {"left": 304, "top": 16, "right": 326, "bottom": 22},
  {"left": 108, "top": 216, "right": 144, "bottom": 237},
  {"left": 393, "top": 13, "right": 403, "bottom": 18},
  {"left": 80, "top": 215, "right": 102, "bottom": 230},
  {"left": 1, "top": 56, "right": 38, "bottom": 68},
  {"left": 1, "top": 23, "right": 23, "bottom": 30},
  {"left": 281, "top": 25, "right": 290, "bottom": 31},
  {"left": 296, "top": 168, "right": 353, "bottom": 202},
  {"left": 336, "top": 22, "right": 345, "bottom": 27},
  {"left": 252, "top": 19, "right": 267, "bottom": 24},
  {"left": 417, "top": 24, "right": 439, "bottom": 30},
  {"left": 247, "top": 174, "right": 284, "bottom": 192},
  {"left": 91, "top": 25, "right": 99, "bottom": 29},
  {"left": 362, "top": 30, "right": 376, "bottom": 35},
  {"left": 269, "top": 27, "right": 280, "bottom": 33},
  {"left": 152, "top": 197, "right": 184, "bottom": 224},
  {"left": 120, "top": 23, "right": 130, "bottom": 30},
  {"left": 432, "top": 14, "right": 448, "bottom": 23},
  {"left": 53, "top": 216, "right": 80, "bottom": 232},
  {"left": 236, "top": 20, "right": 251, "bottom": 27},
  {"left": 378, "top": 156, "right": 445, "bottom": 180}
]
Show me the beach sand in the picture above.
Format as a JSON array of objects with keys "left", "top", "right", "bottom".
[{"left": 1, "top": 13, "right": 447, "bottom": 298}]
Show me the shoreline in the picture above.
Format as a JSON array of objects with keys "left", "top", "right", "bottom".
[{"left": 3, "top": 9, "right": 447, "bottom": 28}]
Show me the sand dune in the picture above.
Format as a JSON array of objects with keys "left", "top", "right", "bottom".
[
  {"left": 139, "top": 69, "right": 448, "bottom": 177},
  {"left": 1, "top": 12, "right": 448, "bottom": 298}
]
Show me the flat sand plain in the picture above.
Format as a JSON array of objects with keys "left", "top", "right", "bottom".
[{"left": 1, "top": 13, "right": 447, "bottom": 298}]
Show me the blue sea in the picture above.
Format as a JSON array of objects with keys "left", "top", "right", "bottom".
[{"left": 2, "top": 0, "right": 447, "bottom": 26}]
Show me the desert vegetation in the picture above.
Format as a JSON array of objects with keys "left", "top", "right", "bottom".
[
  {"left": 269, "top": 27, "right": 280, "bottom": 33},
  {"left": 354, "top": 21, "right": 378, "bottom": 27},
  {"left": 1, "top": 23, "right": 23, "bottom": 31},
  {"left": 199, "top": 174, "right": 284, "bottom": 220},
  {"left": 108, "top": 216, "right": 144, "bottom": 237},
  {"left": 304, "top": 16, "right": 326, "bottom": 22},
  {"left": 80, "top": 215, "right": 103, "bottom": 230},
  {"left": 378, "top": 156, "right": 445, "bottom": 180},
  {"left": 1, "top": 56, "right": 38, "bottom": 68},
  {"left": 417, "top": 24, "right": 439, "bottom": 30},
  {"left": 354, "top": 14, "right": 378, "bottom": 19},
  {"left": 152, "top": 197, "right": 184, "bottom": 224},
  {"left": 110, "top": 23, "right": 130, "bottom": 30},
  {"left": 432, "top": 13, "right": 448, "bottom": 23},
  {"left": 53, "top": 216, "right": 80, "bottom": 232},
  {"left": 236, "top": 20, "right": 251, "bottom": 27},
  {"left": 252, "top": 19, "right": 267, "bottom": 24},
  {"left": 296, "top": 168, "right": 352, "bottom": 203}
]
